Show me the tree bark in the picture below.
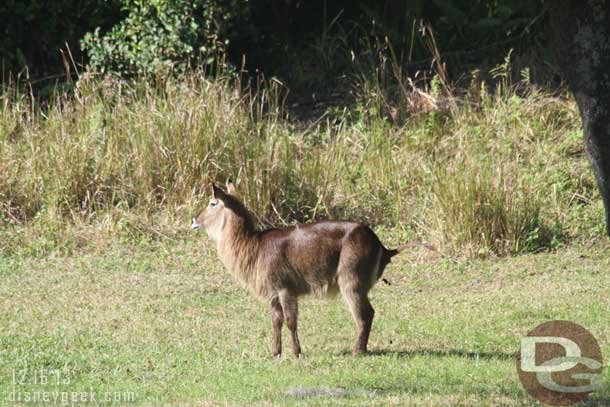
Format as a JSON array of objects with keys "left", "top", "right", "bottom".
[{"left": 548, "top": 0, "right": 610, "bottom": 236}]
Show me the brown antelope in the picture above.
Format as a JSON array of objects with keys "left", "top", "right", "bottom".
[{"left": 192, "top": 179, "right": 419, "bottom": 357}]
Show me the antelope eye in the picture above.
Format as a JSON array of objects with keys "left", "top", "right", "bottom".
[{"left": 209, "top": 200, "right": 217, "bottom": 207}]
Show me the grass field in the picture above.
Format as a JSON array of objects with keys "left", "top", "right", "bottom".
[
  {"left": 1, "top": 234, "right": 609, "bottom": 406},
  {"left": 2, "top": 55, "right": 610, "bottom": 406}
]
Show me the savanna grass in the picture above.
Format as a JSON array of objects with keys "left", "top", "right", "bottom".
[{"left": 0, "top": 65, "right": 601, "bottom": 258}]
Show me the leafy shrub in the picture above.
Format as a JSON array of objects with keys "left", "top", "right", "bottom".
[{"left": 81, "top": 0, "right": 248, "bottom": 76}]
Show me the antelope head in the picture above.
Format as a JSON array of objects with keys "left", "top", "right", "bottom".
[{"left": 191, "top": 178, "right": 242, "bottom": 242}]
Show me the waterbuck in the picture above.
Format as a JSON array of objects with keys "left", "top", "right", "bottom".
[{"left": 192, "top": 179, "right": 416, "bottom": 357}]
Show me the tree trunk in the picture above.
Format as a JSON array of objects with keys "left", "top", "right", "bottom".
[{"left": 548, "top": 0, "right": 610, "bottom": 236}]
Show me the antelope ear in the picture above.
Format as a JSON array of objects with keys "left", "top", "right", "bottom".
[
  {"left": 226, "top": 177, "right": 239, "bottom": 197},
  {"left": 212, "top": 183, "right": 226, "bottom": 199}
]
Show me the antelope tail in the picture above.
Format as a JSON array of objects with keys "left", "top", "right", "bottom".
[{"left": 382, "top": 242, "right": 435, "bottom": 266}]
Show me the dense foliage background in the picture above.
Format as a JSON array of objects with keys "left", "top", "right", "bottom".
[
  {"left": 0, "top": 0, "right": 121, "bottom": 77},
  {"left": 2, "top": 0, "right": 548, "bottom": 82}
]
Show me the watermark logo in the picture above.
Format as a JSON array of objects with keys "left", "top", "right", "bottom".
[
  {"left": 4, "top": 367, "right": 137, "bottom": 405},
  {"left": 516, "top": 320, "right": 603, "bottom": 406}
]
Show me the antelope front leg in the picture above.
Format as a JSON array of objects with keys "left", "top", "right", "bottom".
[
  {"left": 270, "top": 297, "right": 283, "bottom": 358},
  {"left": 279, "top": 292, "right": 302, "bottom": 358}
]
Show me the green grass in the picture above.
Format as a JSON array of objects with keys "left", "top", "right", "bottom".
[
  {"left": 1, "top": 51, "right": 610, "bottom": 406},
  {"left": 0, "top": 236, "right": 609, "bottom": 406}
]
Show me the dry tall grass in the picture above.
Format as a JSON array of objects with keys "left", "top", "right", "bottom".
[{"left": 0, "top": 67, "right": 601, "bottom": 257}]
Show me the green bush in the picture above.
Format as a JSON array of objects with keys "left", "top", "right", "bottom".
[{"left": 81, "top": 0, "right": 247, "bottom": 76}]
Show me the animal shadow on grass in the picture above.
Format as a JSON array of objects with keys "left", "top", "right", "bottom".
[
  {"left": 337, "top": 348, "right": 610, "bottom": 406},
  {"left": 339, "top": 347, "right": 515, "bottom": 361},
  {"left": 581, "top": 398, "right": 610, "bottom": 407}
]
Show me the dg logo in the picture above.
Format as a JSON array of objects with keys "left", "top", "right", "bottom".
[{"left": 516, "top": 320, "right": 604, "bottom": 406}]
